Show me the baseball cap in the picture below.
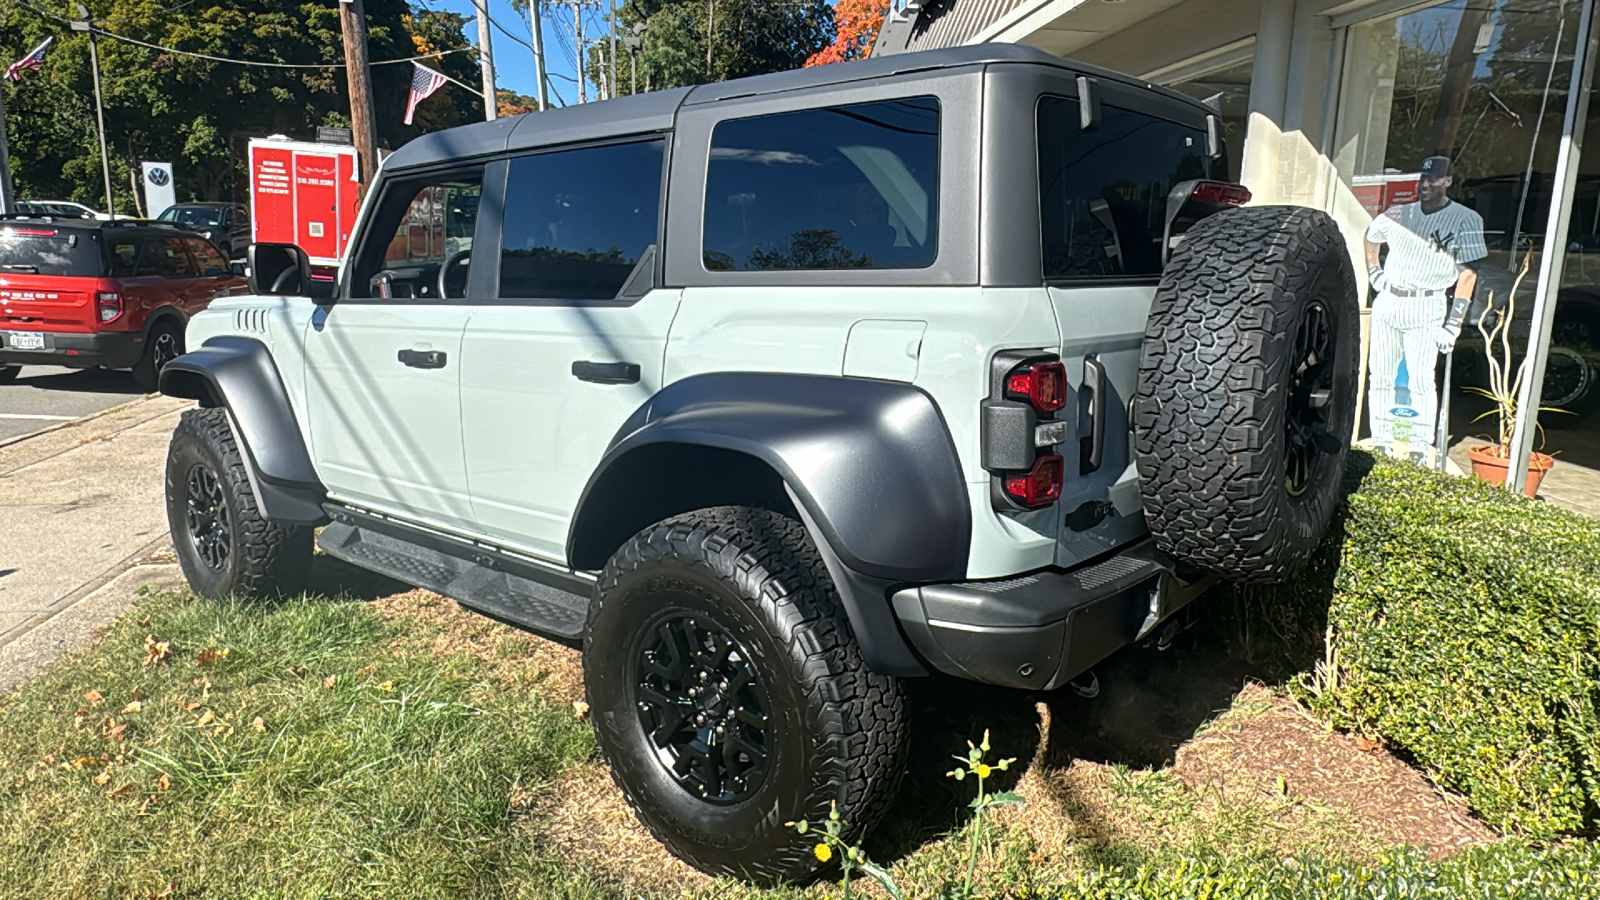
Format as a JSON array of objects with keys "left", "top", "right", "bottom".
[{"left": 1421, "top": 156, "right": 1454, "bottom": 178}]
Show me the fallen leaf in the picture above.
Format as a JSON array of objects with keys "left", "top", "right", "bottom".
[
  {"left": 572, "top": 700, "right": 591, "bottom": 719},
  {"left": 289, "top": 665, "right": 307, "bottom": 679},
  {"left": 195, "top": 646, "right": 229, "bottom": 667},
  {"left": 94, "top": 771, "right": 112, "bottom": 786},
  {"left": 129, "top": 686, "right": 141, "bottom": 701},
  {"left": 157, "top": 772, "right": 171, "bottom": 792},
  {"left": 107, "top": 782, "right": 136, "bottom": 799},
  {"left": 71, "top": 757, "right": 96, "bottom": 769},
  {"left": 122, "top": 700, "right": 143, "bottom": 714},
  {"left": 73, "top": 711, "right": 88, "bottom": 729},
  {"left": 322, "top": 675, "right": 336, "bottom": 690},
  {"left": 195, "top": 710, "right": 214, "bottom": 727},
  {"left": 83, "top": 690, "right": 104, "bottom": 706},
  {"left": 251, "top": 716, "right": 265, "bottom": 732},
  {"left": 377, "top": 680, "right": 394, "bottom": 692},
  {"left": 179, "top": 700, "right": 200, "bottom": 711},
  {"left": 1355, "top": 735, "right": 1380, "bottom": 752},
  {"left": 107, "top": 722, "right": 128, "bottom": 742},
  {"left": 141, "top": 636, "right": 172, "bottom": 667}
]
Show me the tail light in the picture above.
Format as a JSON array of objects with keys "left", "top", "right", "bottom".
[
  {"left": 1188, "top": 181, "right": 1252, "bottom": 206},
  {"left": 1004, "top": 360, "right": 1067, "bottom": 413},
  {"left": 1004, "top": 454, "right": 1064, "bottom": 508},
  {"left": 96, "top": 292, "right": 123, "bottom": 323}
]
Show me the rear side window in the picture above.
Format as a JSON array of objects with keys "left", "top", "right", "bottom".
[
  {"left": 1037, "top": 96, "right": 1210, "bottom": 280},
  {"left": 498, "top": 139, "right": 664, "bottom": 301},
  {"left": 108, "top": 238, "right": 143, "bottom": 277},
  {"left": 703, "top": 97, "right": 940, "bottom": 272},
  {"left": 0, "top": 226, "right": 105, "bottom": 276},
  {"left": 137, "top": 236, "right": 200, "bottom": 278}
]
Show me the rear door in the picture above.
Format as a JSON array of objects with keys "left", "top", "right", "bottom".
[
  {"left": 459, "top": 139, "right": 673, "bottom": 562},
  {"left": 0, "top": 224, "right": 105, "bottom": 335},
  {"left": 1035, "top": 83, "right": 1220, "bottom": 566},
  {"left": 293, "top": 152, "right": 340, "bottom": 262}
]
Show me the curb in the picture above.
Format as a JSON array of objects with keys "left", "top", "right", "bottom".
[
  {"left": 0, "top": 535, "right": 174, "bottom": 652},
  {"left": 0, "top": 393, "right": 156, "bottom": 451}
]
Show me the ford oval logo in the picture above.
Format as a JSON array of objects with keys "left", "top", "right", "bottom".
[{"left": 148, "top": 168, "right": 170, "bottom": 186}]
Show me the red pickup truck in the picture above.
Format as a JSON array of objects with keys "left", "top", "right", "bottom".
[{"left": 0, "top": 218, "right": 247, "bottom": 390}]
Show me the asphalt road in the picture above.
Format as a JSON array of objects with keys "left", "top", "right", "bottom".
[{"left": 0, "top": 366, "right": 148, "bottom": 442}]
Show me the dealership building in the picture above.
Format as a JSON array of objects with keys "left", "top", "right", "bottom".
[{"left": 878, "top": 0, "right": 1600, "bottom": 491}]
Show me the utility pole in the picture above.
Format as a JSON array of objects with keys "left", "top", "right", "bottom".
[
  {"left": 528, "top": 0, "right": 550, "bottom": 110},
  {"left": 574, "top": 2, "right": 587, "bottom": 103},
  {"left": 608, "top": 0, "right": 617, "bottom": 101},
  {"left": 705, "top": 0, "right": 715, "bottom": 78},
  {"left": 472, "top": 0, "right": 497, "bottom": 120},
  {"left": 338, "top": 0, "right": 379, "bottom": 197},
  {"left": 0, "top": 83, "right": 16, "bottom": 214},
  {"left": 71, "top": 6, "right": 116, "bottom": 218}
]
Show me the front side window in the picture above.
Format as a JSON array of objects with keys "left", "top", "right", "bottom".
[
  {"left": 1037, "top": 96, "right": 1211, "bottom": 280},
  {"left": 186, "top": 238, "right": 228, "bottom": 274},
  {"left": 703, "top": 97, "right": 940, "bottom": 272},
  {"left": 137, "top": 236, "right": 200, "bottom": 278},
  {"left": 350, "top": 171, "right": 483, "bottom": 299},
  {"left": 498, "top": 140, "right": 664, "bottom": 301}
]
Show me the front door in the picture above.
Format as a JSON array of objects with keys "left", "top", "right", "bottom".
[
  {"left": 303, "top": 167, "right": 486, "bottom": 531},
  {"left": 460, "top": 140, "right": 673, "bottom": 562}
]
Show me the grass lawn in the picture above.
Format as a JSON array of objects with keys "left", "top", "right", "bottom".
[{"left": 1, "top": 582, "right": 1595, "bottom": 898}]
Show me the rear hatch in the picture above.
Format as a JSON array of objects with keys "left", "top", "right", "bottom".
[
  {"left": 0, "top": 224, "right": 107, "bottom": 331},
  {"left": 1036, "top": 84, "right": 1226, "bottom": 569}
]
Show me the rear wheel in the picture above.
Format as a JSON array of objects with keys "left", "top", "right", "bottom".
[
  {"left": 1133, "top": 206, "right": 1360, "bottom": 582},
  {"left": 165, "top": 408, "right": 311, "bottom": 599},
  {"left": 584, "top": 507, "right": 907, "bottom": 884},
  {"left": 133, "top": 319, "right": 184, "bottom": 392}
]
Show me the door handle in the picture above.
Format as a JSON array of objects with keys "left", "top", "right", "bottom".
[
  {"left": 398, "top": 349, "right": 448, "bottom": 369},
  {"left": 1080, "top": 355, "right": 1106, "bottom": 475},
  {"left": 571, "top": 360, "right": 640, "bottom": 384}
]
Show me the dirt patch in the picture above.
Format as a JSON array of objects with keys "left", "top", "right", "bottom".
[
  {"left": 1169, "top": 683, "right": 1493, "bottom": 858},
  {"left": 371, "top": 589, "right": 585, "bottom": 706}
]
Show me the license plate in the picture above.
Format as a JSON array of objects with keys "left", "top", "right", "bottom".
[{"left": 7, "top": 331, "right": 44, "bottom": 351}]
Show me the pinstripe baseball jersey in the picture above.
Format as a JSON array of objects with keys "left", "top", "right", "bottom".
[{"left": 1365, "top": 200, "right": 1487, "bottom": 291}]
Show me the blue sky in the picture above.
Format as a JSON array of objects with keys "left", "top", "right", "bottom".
[{"left": 421, "top": 0, "right": 607, "bottom": 109}]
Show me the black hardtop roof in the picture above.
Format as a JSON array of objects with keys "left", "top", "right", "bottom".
[
  {"left": 0, "top": 216, "right": 196, "bottom": 236},
  {"left": 383, "top": 45, "right": 1195, "bottom": 172},
  {"left": 164, "top": 201, "right": 242, "bottom": 208}
]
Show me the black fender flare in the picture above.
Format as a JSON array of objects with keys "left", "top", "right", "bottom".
[
  {"left": 568, "top": 372, "right": 973, "bottom": 676},
  {"left": 158, "top": 335, "right": 326, "bottom": 524}
]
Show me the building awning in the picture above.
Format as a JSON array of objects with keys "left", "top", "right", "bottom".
[{"left": 875, "top": 0, "right": 1190, "bottom": 58}]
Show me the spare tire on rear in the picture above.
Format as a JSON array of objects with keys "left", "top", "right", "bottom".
[{"left": 1132, "top": 206, "right": 1359, "bottom": 583}]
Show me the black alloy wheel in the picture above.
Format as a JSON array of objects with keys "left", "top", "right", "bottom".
[
  {"left": 1286, "top": 301, "right": 1338, "bottom": 497},
  {"left": 635, "top": 612, "right": 771, "bottom": 805},
  {"left": 152, "top": 329, "right": 182, "bottom": 372},
  {"left": 185, "top": 463, "right": 232, "bottom": 571}
]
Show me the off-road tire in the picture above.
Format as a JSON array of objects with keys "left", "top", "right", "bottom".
[
  {"left": 584, "top": 507, "right": 908, "bottom": 885},
  {"left": 0, "top": 366, "right": 18, "bottom": 383},
  {"left": 165, "top": 407, "right": 311, "bottom": 599},
  {"left": 133, "top": 319, "right": 184, "bottom": 393},
  {"left": 1133, "top": 206, "right": 1359, "bottom": 582}
]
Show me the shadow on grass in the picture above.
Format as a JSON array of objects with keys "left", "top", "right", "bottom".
[
  {"left": 866, "top": 452, "right": 1379, "bottom": 866},
  {"left": 301, "top": 553, "right": 409, "bottom": 602}
]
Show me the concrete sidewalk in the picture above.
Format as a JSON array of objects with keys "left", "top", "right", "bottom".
[{"left": 0, "top": 395, "right": 192, "bottom": 653}]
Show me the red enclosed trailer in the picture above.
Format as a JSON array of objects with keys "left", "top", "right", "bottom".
[{"left": 247, "top": 136, "right": 361, "bottom": 271}]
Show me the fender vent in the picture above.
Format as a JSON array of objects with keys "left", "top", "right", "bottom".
[{"left": 233, "top": 308, "right": 268, "bottom": 334}]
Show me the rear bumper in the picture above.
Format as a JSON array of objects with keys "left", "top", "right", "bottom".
[
  {"left": 891, "top": 539, "right": 1214, "bottom": 690},
  {"left": 0, "top": 330, "right": 143, "bottom": 369}
]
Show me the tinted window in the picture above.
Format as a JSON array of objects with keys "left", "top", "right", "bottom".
[
  {"left": 108, "top": 238, "right": 143, "bottom": 277},
  {"left": 0, "top": 226, "right": 104, "bottom": 276},
  {"left": 186, "top": 238, "right": 228, "bottom": 274},
  {"left": 137, "top": 236, "right": 200, "bottom": 278},
  {"left": 158, "top": 206, "right": 224, "bottom": 228},
  {"left": 350, "top": 171, "right": 483, "bottom": 299},
  {"left": 498, "top": 140, "right": 663, "bottom": 300},
  {"left": 1037, "top": 96, "right": 1211, "bottom": 279},
  {"left": 703, "top": 97, "right": 939, "bottom": 272}
]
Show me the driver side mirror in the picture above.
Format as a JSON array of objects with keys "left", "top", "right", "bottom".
[{"left": 246, "top": 243, "right": 333, "bottom": 301}]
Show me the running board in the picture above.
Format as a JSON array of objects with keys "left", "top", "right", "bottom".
[{"left": 317, "top": 521, "right": 590, "bottom": 640}]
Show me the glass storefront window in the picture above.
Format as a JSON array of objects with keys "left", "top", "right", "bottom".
[
  {"left": 1164, "top": 53, "right": 1255, "bottom": 183},
  {"left": 1329, "top": 0, "right": 1596, "bottom": 472}
]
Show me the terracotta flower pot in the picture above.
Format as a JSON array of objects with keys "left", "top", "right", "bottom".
[{"left": 1467, "top": 444, "right": 1554, "bottom": 497}]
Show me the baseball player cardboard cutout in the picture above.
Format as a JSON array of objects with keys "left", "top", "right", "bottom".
[{"left": 1362, "top": 155, "right": 1486, "bottom": 464}]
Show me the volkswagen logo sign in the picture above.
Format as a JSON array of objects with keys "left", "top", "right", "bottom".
[{"left": 147, "top": 167, "right": 170, "bottom": 187}]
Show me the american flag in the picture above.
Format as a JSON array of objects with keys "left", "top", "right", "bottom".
[
  {"left": 405, "top": 62, "right": 449, "bottom": 126},
  {"left": 4, "top": 37, "right": 53, "bottom": 83}
]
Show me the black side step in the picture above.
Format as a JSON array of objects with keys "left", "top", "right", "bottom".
[{"left": 317, "top": 521, "right": 590, "bottom": 640}]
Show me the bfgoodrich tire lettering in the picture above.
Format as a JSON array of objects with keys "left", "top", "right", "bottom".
[
  {"left": 165, "top": 408, "right": 311, "bottom": 599},
  {"left": 584, "top": 507, "right": 907, "bottom": 884},
  {"left": 1133, "top": 206, "right": 1359, "bottom": 582}
]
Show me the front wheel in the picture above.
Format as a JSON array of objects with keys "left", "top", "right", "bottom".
[
  {"left": 584, "top": 507, "right": 907, "bottom": 884},
  {"left": 164, "top": 408, "right": 311, "bottom": 599}
]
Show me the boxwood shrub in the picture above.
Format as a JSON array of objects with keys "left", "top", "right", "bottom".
[{"left": 1237, "top": 451, "right": 1600, "bottom": 838}]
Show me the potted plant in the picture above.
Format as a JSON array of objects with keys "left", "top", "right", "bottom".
[{"left": 1465, "top": 256, "right": 1559, "bottom": 497}]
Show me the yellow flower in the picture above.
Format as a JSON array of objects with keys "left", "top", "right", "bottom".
[
  {"left": 814, "top": 843, "right": 833, "bottom": 863},
  {"left": 976, "top": 763, "right": 992, "bottom": 779}
]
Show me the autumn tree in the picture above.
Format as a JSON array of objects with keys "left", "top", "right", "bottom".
[{"left": 805, "top": 0, "right": 883, "bottom": 67}]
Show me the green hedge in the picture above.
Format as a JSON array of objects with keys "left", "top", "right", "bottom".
[
  {"left": 1243, "top": 452, "right": 1600, "bottom": 838},
  {"left": 1040, "top": 842, "right": 1600, "bottom": 899}
]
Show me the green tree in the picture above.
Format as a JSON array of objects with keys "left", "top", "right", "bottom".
[{"left": 0, "top": 0, "right": 480, "bottom": 213}]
